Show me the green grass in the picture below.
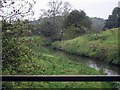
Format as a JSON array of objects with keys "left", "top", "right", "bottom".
[
  {"left": 3, "top": 36, "right": 113, "bottom": 88},
  {"left": 12, "top": 36, "right": 101, "bottom": 75},
  {"left": 52, "top": 28, "right": 119, "bottom": 65},
  {"left": 3, "top": 82, "right": 112, "bottom": 89}
]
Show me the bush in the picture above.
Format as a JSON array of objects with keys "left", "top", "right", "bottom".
[{"left": 2, "top": 20, "right": 32, "bottom": 74}]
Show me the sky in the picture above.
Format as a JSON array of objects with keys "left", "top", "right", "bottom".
[{"left": 30, "top": 0, "right": 119, "bottom": 20}]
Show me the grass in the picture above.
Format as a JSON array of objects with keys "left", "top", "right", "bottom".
[
  {"left": 3, "top": 82, "right": 112, "bottom": 89},
  {"left": 14, "top": 36, "right": 101, "bottom": 75},
  {"left": 3, "top": 36, "right": 113, "bottom": 88},
  {"left": 52, "top": 28, "right": 119, "bottom": 65}
]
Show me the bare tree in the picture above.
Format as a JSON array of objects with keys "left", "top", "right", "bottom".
[
  {"left": 41, "top": 0, "right": 71, "bottom": 33},
  {"left": 62, "top": 1, "right": 72, "bottom": 17},
  {"left": 0, "top": 0, "right": 36, "bottom": 22},
  {"left": 41, "top": 0, "right": 63, "bottom": 33},
  {"left": 41, "top": 0, "right": 63, "bottom": 18}
]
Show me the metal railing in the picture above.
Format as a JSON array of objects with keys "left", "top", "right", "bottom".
[{"left": 1, "top": 75, "right": 120, "bottom": 82}]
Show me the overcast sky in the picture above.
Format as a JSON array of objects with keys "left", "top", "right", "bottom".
[{"left": 31, "top": 0, "right": 119, "bottom": 20}]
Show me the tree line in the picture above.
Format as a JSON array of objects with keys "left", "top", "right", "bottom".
[
  {"left": 104, "top": 7, "right": 120, "bottom": 29},
  {"left": 33, "top": 0, "right": 92, "bottom": 41},
  {"left": 33, "top": 1, "right": 120, "bottom": 41}
]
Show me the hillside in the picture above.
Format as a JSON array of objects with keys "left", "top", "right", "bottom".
[
  {"left": 3, "top": 36, "right": 112, "bottom": 88},
  {"left": 52, "top": 28, "right": 119, "bottom": 65}
]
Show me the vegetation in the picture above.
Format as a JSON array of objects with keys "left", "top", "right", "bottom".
[
  {"left": 1, "top": 0, "right": 119, "bottom": 89},
  {"left": 52, "top": 28, "right": 119, "bottom": 65},
  {"left": 33, "top": 8, "right": 92, "bottom": 41},
  {"left": 62, "top": 10, "right": 92, "bottom": 40},
  {"left": 36, "top": 0, "right": 71, "bottom": 41},
  {"left": 105, "top": 7, "right": 120, "bottom": 29},
  {"left": 3, "top": 82, "right": 112, "bottom": 89},
  {"left": 2, "top": 36, "right": 113, "bottom": 88},
  {"left": 3, "top": 36, "right": 100, "bottom": 75},
  {"left": 2, "top": 20, "right": 34, "bottom": 74}
]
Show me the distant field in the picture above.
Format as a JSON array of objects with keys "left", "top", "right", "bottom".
[{"left": 52, "top": 28, "right": 119, "bottom": 65}]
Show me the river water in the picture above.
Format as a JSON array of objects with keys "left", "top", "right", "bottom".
[{"left": 48, "top": 47, "right": 120, "bottom": 75}]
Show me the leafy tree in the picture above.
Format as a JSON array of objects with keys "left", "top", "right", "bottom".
[
  {"left": 65, "top": 10, "right": 85, "bottom": 28},
  {"left": 2, "top": 20, "right": 34, "bottom": 74},
  {"left": 63, "top": 10, "right": 92, "bottom": 39},
  {"left": 105, "top": 7, "right": 120, "bottom": 29},
  {"left": 1, "top": 0, "right": 35, "bottom": 74},
  {"left": 64, "top": 10, "right": 91, "bottom": 29}
]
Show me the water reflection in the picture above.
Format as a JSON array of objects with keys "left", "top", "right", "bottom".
[
  {"left": 56, "top": 51, "right": 120, "bottom": 75},
  {"left": 88, "top": 61, "right": 118, "bottom": 75},
  {"left": 48, "top": 47, "right": 120, "bottom": 75},
  {"left": 76, "top": 57, "right": 120, "bottom": 75}
]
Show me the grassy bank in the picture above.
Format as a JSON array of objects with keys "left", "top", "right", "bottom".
[
  {"left": 52, "top": 28, "right": 119, "bottom": 65},
  {"left": 3, "top": 36, "right": 113, "bottom": 88}
]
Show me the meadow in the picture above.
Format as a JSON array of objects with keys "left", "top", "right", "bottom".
[{"left": 52, "top": 28, "right": 119, "bottom": 65}]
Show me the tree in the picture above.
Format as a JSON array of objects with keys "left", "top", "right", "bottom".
[
  {"left": 1, "top": 0, "right": 35, "bottom": 74},
  {"left": 41, "top": 0, "right": 63, "bottom": 33},
  {"left": 105, "top": 7, "right": 120, "bottom": 29},
  {"left": 64, "top": 10, "right": 91, "bottom": 29},
  {"left": 40, "top": 0, "right": 72, "bottom": 41},
  {"left": 0, "top": 0, "right": 36, "bottom": 22},
  {"left": 62, "top": 1, "right": 72, "bottom": 20},
  {"left": 63, "top": 10, "right": 92, "bottom": 40}
]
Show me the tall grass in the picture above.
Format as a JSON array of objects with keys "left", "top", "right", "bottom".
[{"left": 52, "top": 28, "right": 119, "bottom": 65}]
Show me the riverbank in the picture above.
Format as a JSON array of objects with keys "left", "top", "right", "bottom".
[
  {"left": 3, "top": 36, "right": 113, "bottom": 88},
  {"left": 52, "top": 28, "right": 119, "bottom": 65},
  {"left": 46, "top": 46, "right": 120, "bottom": 75}
]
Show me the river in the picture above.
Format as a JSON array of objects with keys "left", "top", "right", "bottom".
[{"left": 47, "top": 46, "right": 120, "bottom": 75}]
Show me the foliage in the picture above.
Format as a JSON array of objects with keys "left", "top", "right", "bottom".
[
  {"left": 2, "top": 20, "right": 33, "bottom": 74},
  {"left": 112, "top": 82, "right": 120, "bottom": 89},
  {"left": 63, "top": 10, "right": 92, "bottom": 40},
  {"left": 1, "top": 0, "right": 117, "bottom": 88},
  {"left": 52, "top": 28, "right": 119, "bottom": 65},
  {"left": 1, "top": 0, "right": 36, "bottom": 73},
  {"left": 32, "top": 0, "right": 71, "bottom": 41},
  {"left": 40, "top": 0, "right": 72, "bottom": 41},
  {"left": 62, "top": 26, "right": 88, "bottom": 40},
  {"left": 105, "top": 7, "right": 120, "bottom": 29},
  {"left": 64, "top": 10, "right": 91, "bottom": 28},
  {"left": 32, "top": 19, "right": 63, "bottom": 41},
  {"left": 3, "top": 36, "right": 101, "bottom": 75}
]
